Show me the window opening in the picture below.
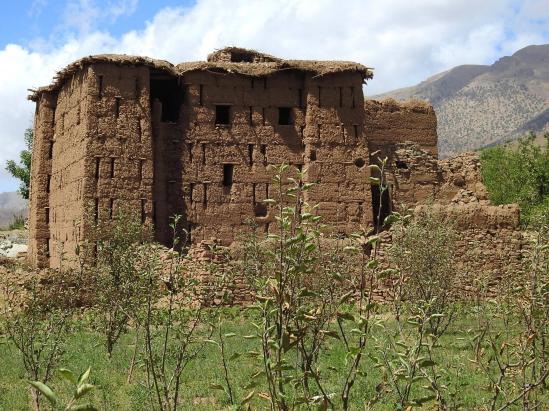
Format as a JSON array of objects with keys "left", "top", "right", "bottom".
[
  {"left": 223, "top": 164, "right": 234, "bottom": 187},
  {"left": 278, "top": 107, "right": 293, "bottom": 125},
  {"left": 215, "top": 105, "right": 230, "bottom": 125}
]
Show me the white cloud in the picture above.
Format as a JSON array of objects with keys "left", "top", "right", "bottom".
[{"left": 0, "top": 0, "right": 547, "bottom": 191}]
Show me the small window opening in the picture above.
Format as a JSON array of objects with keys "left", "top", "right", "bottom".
[
  {"left": 371, "top": 185, "right": 391, "bottom": 231},
  {"left": 48, "top": 141, "right": 54, "bottom": 159},
  {"left": 317, "top": 123, "right": 321, "bottom": 139},
  {"left": 46, "top": 175, "right": 51, "bottom": 193},
  {"left": 109, "top": 199, "right": 114, "bottom": 219},
  {"left": 115, "top": 97, "right": 121, "bottom": 118},
  {"left": 201, "top": 143, "right": 206, "bottom": 165},
  {"left": 98, "top": 75, "right": 103, "bottom": 99},
  {"left": 252, "top": 183, "right": 256, "bottom": 204},
  {"left": 395, "top": 160, "right": 408, "bottom": 169},
  {"left": 248, "top": 144, "right": 254, "bottom": 165},
  {"left": 254, "top": 203, "right": 268, "bottom": 217},
  {"left": 223, "top": 164, "right": 234, "bottom": 187},
  {"left": 278, "top": 107, "right": 293, "bottom": 125},
  {"left": 318, "top": 86, "right": 322, "bottom": 107},
  {"left": 110, "top": 157, "right": 115, "bottom": 178},
  {"left": 77, "top": 105, "right": 81, "bottom": 125},
  {"left": 94, "top": 198, "right": 99, "bottom": 222},
  {"left": 152, "top": 201, "right": 156, "bottom": 225},
  {"left": 199, "top": 84, "right": 203, "bottom": 106},
  {"left": 260, "top": 144, "right": 267, "bottom": 165},
  {"left": 137, "top": 119, "right": 142, "bottom": 141},
  {"left": 249, "top": 106, "right": 253, "bottom": 125},
  {"left": 310, "top": 150, "right": 317, "bottom": 161},
  {"left": 141, "top": 199, "right": 146, "bottom": 224},
  {"left": 203, "top": 183, "right": 208, "bottom": 206},
  {"left": 354, "top": 158, "right": 366, "bottom": 168},
  {"left": 189, "top": 183, "right": 194, "bottom": 202},
  {"left": 215, "top": 105, "right": 230, "bottom": 125},
  {"left": 45, "top": 207, "right": 50, "bottom": 224},
  {"left": 95, "top": 157, "right": 100, "bottom": 179}
]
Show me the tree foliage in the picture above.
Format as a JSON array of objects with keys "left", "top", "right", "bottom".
[
  {"left": 480, "top": 132, "right": 549, "bottom": 226},
  {"left": 5, "top": 128, "right": 33, "bottom": 200}
]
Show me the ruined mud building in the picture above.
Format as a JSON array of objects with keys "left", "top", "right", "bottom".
[{"left": 28, "top": 47, "right": 521, "bottom": 271}]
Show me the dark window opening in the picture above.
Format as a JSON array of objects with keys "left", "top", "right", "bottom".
[
  {"left": 278, "top": 107, "right": 293, "bottom": 125},
  {"left": 94, "top": 198, "right": 99, "bottom": 222},
  {"left": 223, "top": 164, "right": 234, "bottom": 187},
  {"left": 98, "top": 75, "right": 103, "bottom": 99},
  {"left": 77, "top": 106, "right": 81, "bottom": 125},
  {"left": 203, "top": 183, "right": 208, "bottom": 206},
  {"left": 395, "top": 160, "right": 408, "bottom": 169},
  {"left": 260, "top": 144, "right": 267, "bottom": 165},
  {"left": 254, "top": 203, "right": 268, "bottom": 217},
  {"left": 354, "top": 158, "right": 365, "bottom": 168},
  {"left": 318, "top": 86, "right": 322, "bottom": 107},
  {"left": 252, "top": 183, "right": 256, "bottom": 204},
  {"left": 95, "top": 157, "right": 100, "bottom": 179},
  {"left": 152, "top": 201, "right": 156, "bottom": 225},
  {"left": 150, "top": 77, "right": 181, "bottom": 122},
  {"left": 199, "top": 84, "right": 203, "bottom": 106},
  {"left": 115, "top": 97, "right": 121, "bottom": 118},
  {"left": 317, "top": 123, "right": 321, "bottom": 139},
  {"left": 46, "top": 175, "right": 51, "bottom": 193},
  {"left": 48, "top": 141, "right": 54, "bottom": 159},
  {"left": 248, "top": 144, "right": 254, "bottom": 165},
  {"left": 215, "top": 105, "right": 231, "bottom": 125},
  {"left": 188, "top": 143, "right": 194, "bottom": 162},
  {"left": 310, "top": 150, "right": 317, "bottom": 161},
  {"left": 109, "top": 199, "right": 114, "bottom": 219},
  {"left": 201, "top": 143, "right": 206, "bottom": 165},
  {"left": 189, "top": 183, "right": 194, "bottom": 202},
  {"left": 371, "top": 185, "right": 392, "bottom": 231},
  {"left": 45, "top": 207, "right": 50, "bottom": 224},
  {"left": 141, "top": 199, "right": 146, "bottom": 224},
  {"left": 110, "top": 158, "right": 115, "bottom": 178}
]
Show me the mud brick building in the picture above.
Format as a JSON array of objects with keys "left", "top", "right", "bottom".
[{"left": 28, "top": 47, "right": 439, "bottom": 268}]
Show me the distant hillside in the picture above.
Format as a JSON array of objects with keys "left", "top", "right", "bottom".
[
  {"left": 0, "top": 192, "right": 27, "bottom": 229},
  {"left": 373, "top": 44, "right": 549, "bottom": 157}
]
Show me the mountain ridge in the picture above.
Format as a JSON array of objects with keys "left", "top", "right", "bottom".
[{"left": 373, "top": 44, "right": 549, "bottom": 156}]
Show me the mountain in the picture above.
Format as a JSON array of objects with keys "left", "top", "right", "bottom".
[
  {"left": 373, "top": 44, "right": 549, "bottom": 157},
  {"left": 0, "top": 192, "right": 27, "bottom": 229}
]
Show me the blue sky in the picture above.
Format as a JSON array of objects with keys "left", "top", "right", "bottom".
[{"left": 0, "top": 0, "right": 548, "bottom": 193}]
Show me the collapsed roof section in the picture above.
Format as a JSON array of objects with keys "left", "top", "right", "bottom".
[{"left": 28, "top": 47, "right": 374, "bottom": 101}]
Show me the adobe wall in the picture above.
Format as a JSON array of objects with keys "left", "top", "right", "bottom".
[
  {"left": 28, "top": 93, "right": 56, "bottom": 268},
  {"left": 151, "top": 70, "right": 371, "bottom": 246},
  {"left": 365, "top": 99, "right": 438, "bottom": 160}
]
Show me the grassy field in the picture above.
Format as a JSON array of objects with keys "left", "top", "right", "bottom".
[{"left": 0, "top": 306, "right": 541, "bottom": 411}]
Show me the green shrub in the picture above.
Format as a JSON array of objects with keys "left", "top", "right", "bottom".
[{"left": 480, "top": 132, "right": 549, "bottom": 226}]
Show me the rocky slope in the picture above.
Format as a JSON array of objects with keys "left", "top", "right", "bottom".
[{"left": 373, "top": 44, "right": 549, "bottom": 157}]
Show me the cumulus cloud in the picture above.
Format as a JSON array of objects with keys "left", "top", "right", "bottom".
[{"left": 0, "top": 0, "right": 547, "bottom": 191}]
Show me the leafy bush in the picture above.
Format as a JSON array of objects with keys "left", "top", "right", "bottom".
[{"left": 480, "top": 132, "right": 549, "bottom": 226}]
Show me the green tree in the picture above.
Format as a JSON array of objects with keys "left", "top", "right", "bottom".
[
  {"left": 5, "top": 128, "right": 33, "bottom": 199},
  {"left": 480, "top": 132, "right": 549, "bottom": 226}
]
